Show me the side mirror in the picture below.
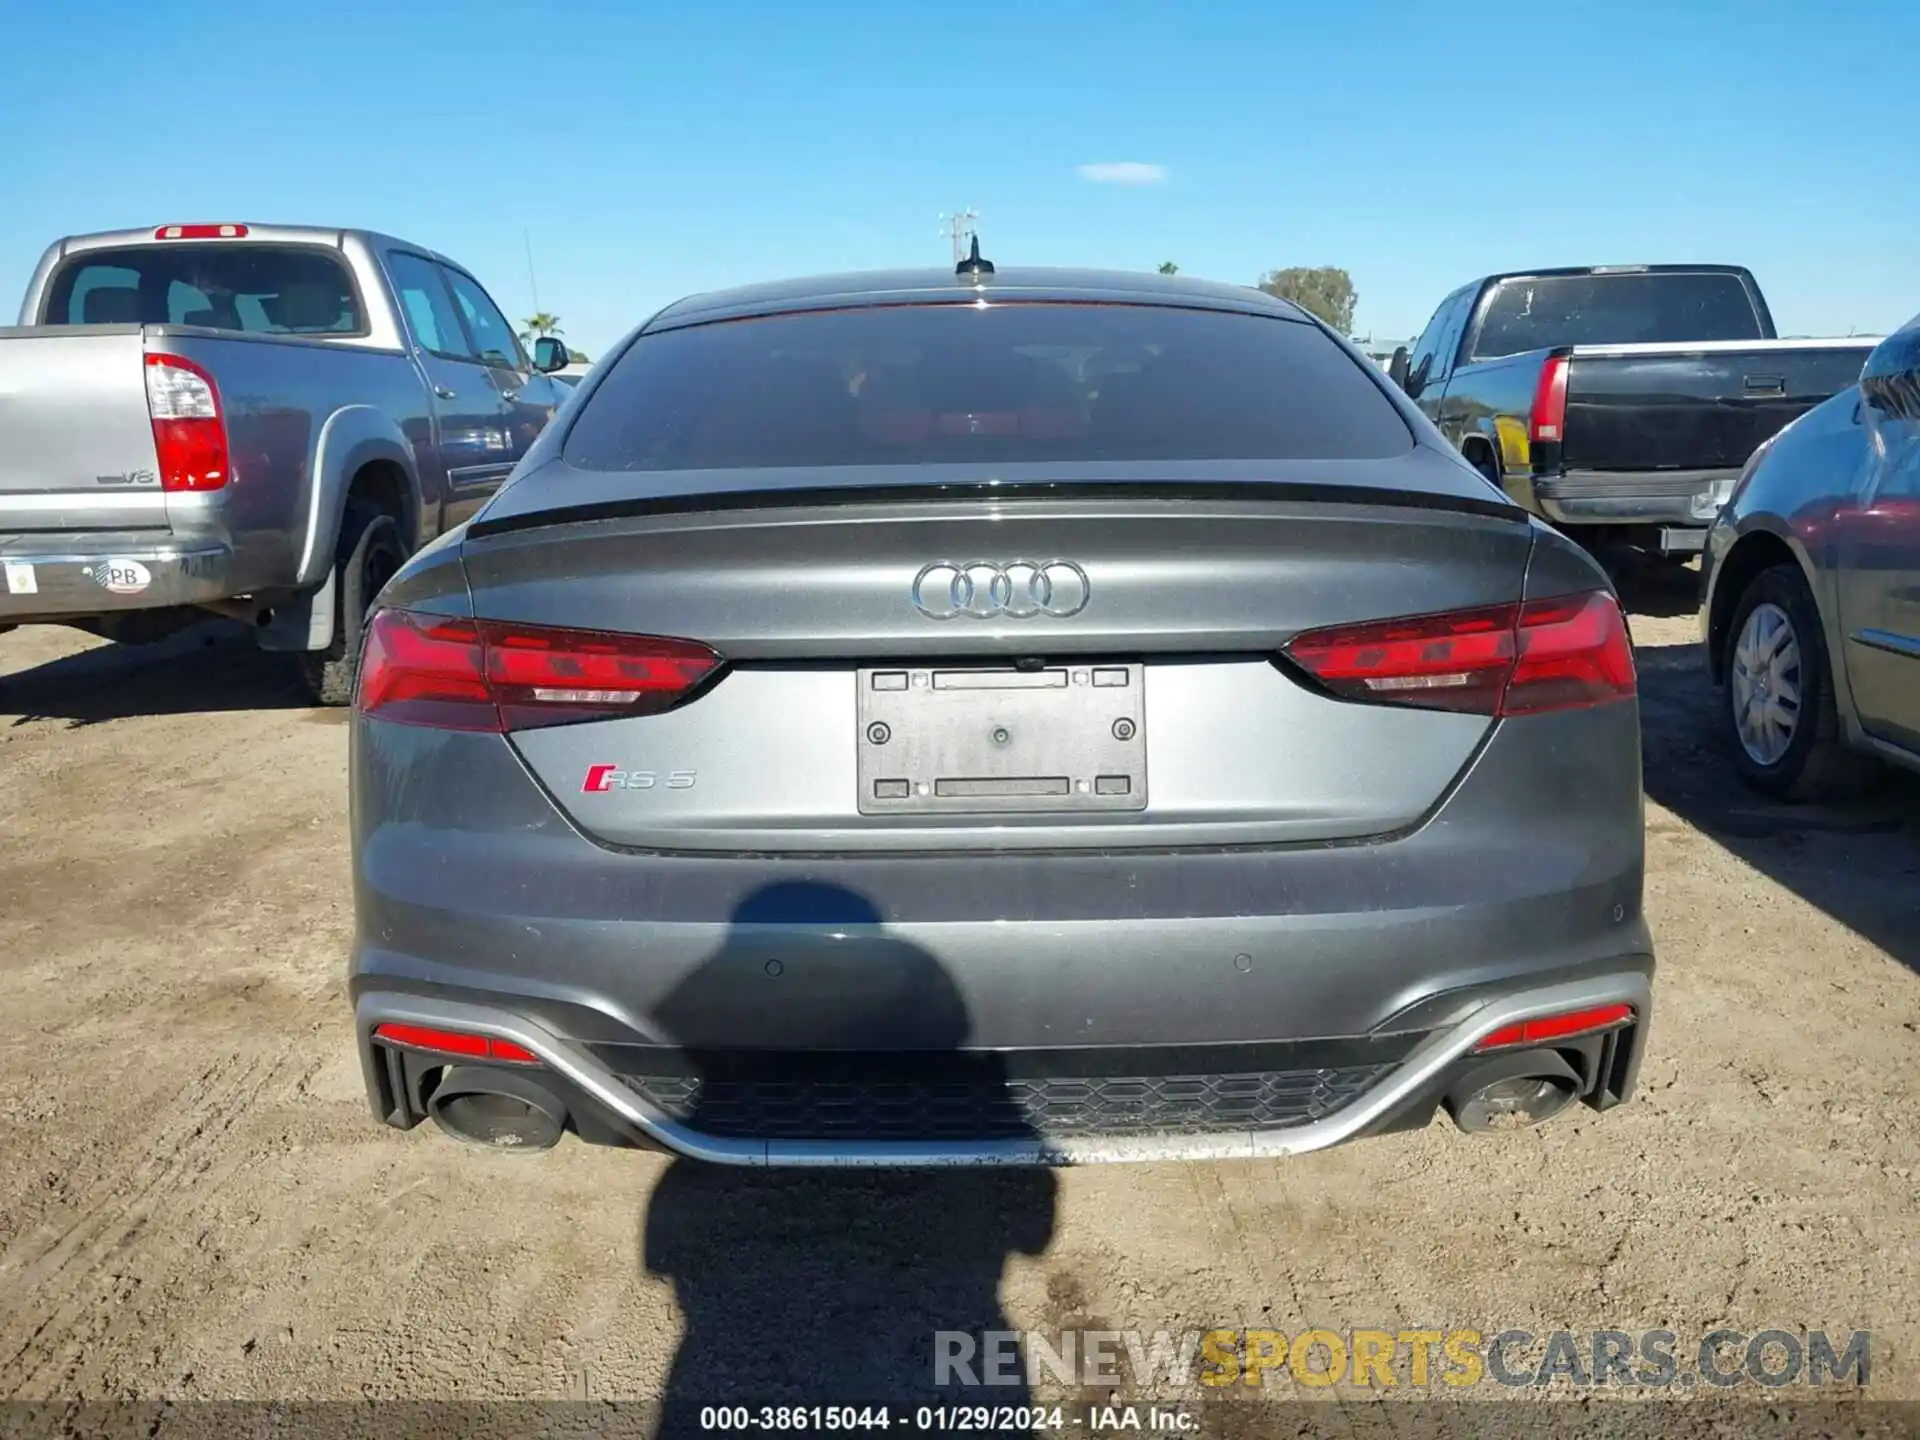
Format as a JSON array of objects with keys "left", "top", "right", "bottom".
[
  {"left": 532, "top": 336, "right": 570, "bottom": 373},
  {"left": 1860, "top": 325, "right": 1919, "bottom": 416},
  {"left": 1387, "top": 346, "right": 1411, "bottom": 390}
]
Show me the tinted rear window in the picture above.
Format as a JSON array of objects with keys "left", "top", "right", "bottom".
[
  {"left": 1469, "top": 272, "right": 1765, "bottom": 359},
  {"left": 563, "top": 302, "right": 1412, "bottom": 472},
  {"left": 42, "top": 244, "right": 365, "bottom": 335}
]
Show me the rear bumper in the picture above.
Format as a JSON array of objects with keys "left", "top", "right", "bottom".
[
  {"left": 0, "top": 530, "right": 235, "bottom": 620},
  {"left": 353, "top": 967, "right": 1652, "bottom": 1166},
  {"left": 349, "top": 694, "right": 1653, "bottom": 1165},
  {"left": 1530, "top": 467, "right": 1739, "bottom": 528}
]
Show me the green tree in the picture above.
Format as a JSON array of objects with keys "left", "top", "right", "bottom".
[
  {"left": 568, "top": 349, "right": 590, "bottom": 364},
  {"left": 1157, "top": 261, "right": 1179, "bottom": 275},
  {"left": 519, "top": 312, "right": 563, "bottom": 342},
  {"left": 1256, "top": 267, "right": 1357, "bottom": 332}
]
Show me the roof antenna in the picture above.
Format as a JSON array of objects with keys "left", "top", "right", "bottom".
[{"left": 955, "top": 235, "right": 995, "bottom": 279}]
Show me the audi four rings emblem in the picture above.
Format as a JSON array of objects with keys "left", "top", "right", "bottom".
[{"left": 911, "top": 560, "right": 1091, "bottom": 620}]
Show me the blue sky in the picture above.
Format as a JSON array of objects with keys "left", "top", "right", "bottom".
[{"left": 2, "top": 0, "right": 1912, "bottom": 357}]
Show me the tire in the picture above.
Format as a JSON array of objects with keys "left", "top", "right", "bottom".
[
  {"left": 1720, "top": 563, "right": 1876, "bottom": 802},
  {"left": 298, "top": 505, "right": 406, "bottom": 707}
]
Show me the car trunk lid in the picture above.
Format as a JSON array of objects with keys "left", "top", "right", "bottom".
[{"left": 454, "top": 470, "right": 1539, "bottom": 853}]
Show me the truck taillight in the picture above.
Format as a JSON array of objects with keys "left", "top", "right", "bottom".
[
  {"left": 1530, "top": 353, "right": 1570, "bottom": 445},
  {"left": 1284, "top": 589, "right": 1636, "bottom": 717},
  {"left": 354, "top": 609, "right": 723, "bottom": 732},
  {"left": 153, "top": 223, "right": 249, "bottom": 239},
  {"left": 143, "top": 353, "right": 230, "bottom": 492}
]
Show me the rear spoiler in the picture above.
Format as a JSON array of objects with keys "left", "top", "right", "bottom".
[{"left": 467, "top": 475, "right": 1526, "bottom": 542}]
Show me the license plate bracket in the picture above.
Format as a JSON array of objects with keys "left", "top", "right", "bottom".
[{"left": 857, "top": 663, "right": 1147, "bottom": 815}]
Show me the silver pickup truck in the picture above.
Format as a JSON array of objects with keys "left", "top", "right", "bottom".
[{"left": 0, "top": 223, "right": 574, "bottom": 701}]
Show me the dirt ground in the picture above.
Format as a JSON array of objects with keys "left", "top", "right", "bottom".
[{"left": 1, "top": 563, "right": 1916, "bottom": 1432}]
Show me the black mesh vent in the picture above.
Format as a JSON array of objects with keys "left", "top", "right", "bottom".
[{"left": 617, "top": 1063, "right": 1393, "bottom": 1142}]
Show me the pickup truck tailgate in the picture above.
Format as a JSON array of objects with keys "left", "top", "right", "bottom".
[
  {"left": 0, "top": 328, "right": 169, "bottom": 532},
  {"left": 1561, "top": 342, "right": 1873, "bottom": 473}
]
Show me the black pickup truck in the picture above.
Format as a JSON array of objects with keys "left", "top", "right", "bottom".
[{"left": 1389, "top": 265, "right": 1877, "bottom": 556}]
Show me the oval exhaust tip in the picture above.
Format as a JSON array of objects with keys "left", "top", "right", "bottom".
[
  {"left": 1447, "top": 1074, "right": 1578, "bottom": 1134},
  {"left": 1443, "top": 1048, "right": 1585, "bottom": 1135},
  {"left": 427, "top": 1066, "right": 567, "bottom": 1151}
]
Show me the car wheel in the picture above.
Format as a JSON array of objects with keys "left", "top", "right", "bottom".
[
  {"left": 1722, "top": 563, "right": 1875, "bottom": 802},
  {"left": 299, "top": 505, "right": 405, "bottom": 707}
]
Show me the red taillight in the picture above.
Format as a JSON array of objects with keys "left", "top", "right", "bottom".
[
  {"left": 355, "top": 612, "right": 492, "bottom": 730},
  {"left": 1284, "top": 602, "right": 1516, "bottom": 714},
  {"left": 143, "top": 353, "right": 229, "bottom": 491},
  {"left": 1504, "top": 591, "right": 1639, "bottom": 716},
  {"left": 1531, "top": 353, "right": 1570, "bottom": 445},
  {"left": 373, "top": 1023, "right": 541, "bottom": 1064},
  {"left": 1284, "top": 589, "right": 1635, "bottom": 717},
  {"left": 1473, "top": 1003, "right": 1634, "bottom": 1053},
  {"left": 355, "top": 608, "right": 722, "bottom": 732},
  {"left": 153, "top": 223, "right": 249, "bottom": 239}
]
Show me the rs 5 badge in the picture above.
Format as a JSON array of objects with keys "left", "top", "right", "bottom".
[{"left": 582, "top": 765, "right": 696, "bottom": 794}]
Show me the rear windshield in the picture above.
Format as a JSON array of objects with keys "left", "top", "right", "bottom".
[
  {"left": 41, "top": 244, "right": 365, "bottom": 336},
  {"left": 563, "top": 302, "right": 1413, "bottom": 472},
  {"left": 1469, "top": 272, "right": 1765, "bottom": 359}
]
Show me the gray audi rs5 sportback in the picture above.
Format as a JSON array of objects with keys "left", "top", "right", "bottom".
[{"left": 349, "top": 256, "right": 1653, "bottom": 1166}]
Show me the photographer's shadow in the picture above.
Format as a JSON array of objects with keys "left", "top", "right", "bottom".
[{"left": 641, "top": 882, "right": 1058, "bottom": 1436}]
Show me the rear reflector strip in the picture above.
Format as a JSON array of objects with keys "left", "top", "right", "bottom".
[
  {"left": 374, "top": 1023, "right": 541, "bottom": 1065},
  {"left": 1283, "top": 588, "right": 1635, "bottom": 717},
  {"left": 1473, "top": 1003, "right": 1634, "bottom": 1053},
  {"left": 354, "top": 609, "right": 721, "bottom": 732}
]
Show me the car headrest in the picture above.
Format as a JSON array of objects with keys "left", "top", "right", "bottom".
[
  {"left": 262, "top": 282, "right": 345, "bottom": 331},
  {"left": 82, "top": 288, "right": 143, "bottom": 324}
]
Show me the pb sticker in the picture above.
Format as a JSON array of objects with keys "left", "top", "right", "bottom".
[
  {"left": 87, "top": 560, "right": 152, "bottom": 596},
  {"left": 3, "top": 561, "right": 36, "bottom": 596}
]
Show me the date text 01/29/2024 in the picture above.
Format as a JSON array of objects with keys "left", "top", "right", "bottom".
[{"left": 697, "top": 1406, "right": 1196, "bottom": 1432}]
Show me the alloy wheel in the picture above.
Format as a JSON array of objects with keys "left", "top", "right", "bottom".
[{"left": 1730, "top": 601, "right": 1802, "bottom": 767}]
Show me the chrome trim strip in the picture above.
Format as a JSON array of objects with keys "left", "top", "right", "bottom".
[
  {"left": 1862, "top": 733, "right": 1920, "bottom": 773},
  {"left": 447, "top": 462, "right": 515, "bottom": 494},
  {"left": 1851, "top": 628, "right": 1920, "bottom": 662},
  {"left": 0, "top": 491, "right": 171, "bottom": 518},
  {"left": 1566, "top": 339, "right": 1879, "bottom": 358},
  {"left": 356, "top": 970, "right": 1651, "bottom": 1168},
  {"left": 1539, "top": 467, "right": 1739, "bottom": 496},
  {"left": 0, "top": 540, "right": 227, "bottom": 565}
]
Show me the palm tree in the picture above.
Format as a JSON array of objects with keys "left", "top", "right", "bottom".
[
  {"left": 519, "top": 312, "right": 563, "bottom": 343},
  {"left": 1157, "top": 262, "right": 1179, "bottom": 275}
]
